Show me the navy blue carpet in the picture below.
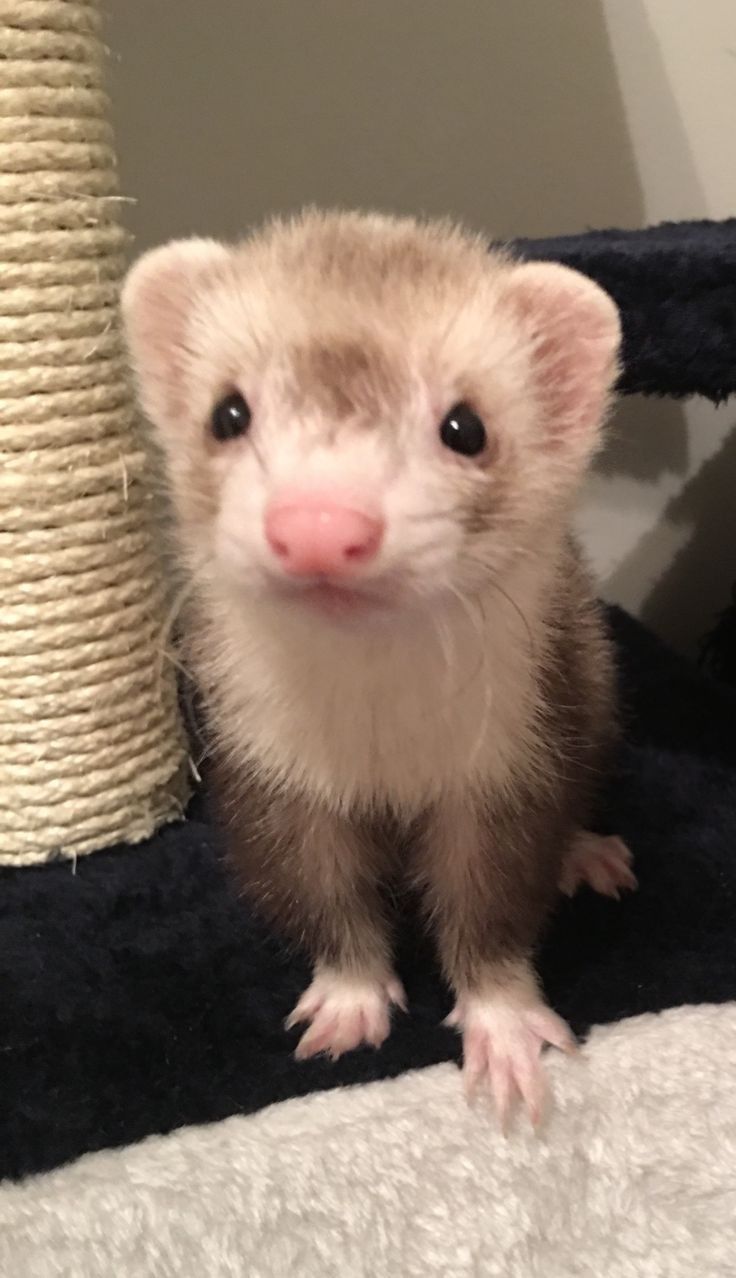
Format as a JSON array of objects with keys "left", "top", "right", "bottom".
[{"left": 2, "top": 608, "right": 736, "bottom": 1183}]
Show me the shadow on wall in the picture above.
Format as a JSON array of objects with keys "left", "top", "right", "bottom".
[
  {"left": 604, "top": 416, "right": 736, "bottom": 653},
  {"left": 599, "top": 395, "right": 691, "bottom": 486},
  {"left": 107, "top": 0, "right": 645, "bottom": 246}
]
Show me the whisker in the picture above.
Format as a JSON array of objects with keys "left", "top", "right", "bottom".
[
  {"left": 155, "top": 578, "right": 195, "bottom": 685},
  {"left": 404, "top": 507, "right": 468, "bottom": 526},
  {"left": 445, "top": 582, "right": 489, "bottom": 701},
  {"left": 249, "top": 433, "right": 270, "bottom": 475},
  {"left": 459, "top": 551, "right": 536, "bottom": 659},
  {"left": 485, "top": 576, "right": 536, "bottom": 658},
  {"left": 430, "top": 593, "right": 456, "bottom": 708},
  {"left": 446, "top": 585, "right": 492, "bottom": 768}
]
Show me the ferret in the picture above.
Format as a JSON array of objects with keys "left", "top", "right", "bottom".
[{"left": 122, "top": 209, "right": 635, "bottom": 1126}]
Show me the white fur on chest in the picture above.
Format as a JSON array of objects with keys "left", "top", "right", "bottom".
[{"left": 201, "top": 575, "right": 545, "bottom": 816}]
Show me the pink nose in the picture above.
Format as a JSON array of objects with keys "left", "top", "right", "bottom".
[{"left": 265, "top": 496, "right": 384, "bottom": 577}]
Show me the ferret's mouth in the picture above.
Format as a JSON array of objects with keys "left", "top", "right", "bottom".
[
  {"left": 305, "top": 583, "right": 375, "bottom": 614},
  {"left": 271, "top": 575, "right": 398, "bottom": 619}
]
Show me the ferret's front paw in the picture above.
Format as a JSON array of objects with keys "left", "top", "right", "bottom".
[
  {"left": 446, "top": 994, "right": 575, "bottom": 1129},
  {"left": 560, "top": 831, "right": 637, "bottom": 900},
  {"left": 286, "top": 969, "right": 406, "bottom": 1061}
]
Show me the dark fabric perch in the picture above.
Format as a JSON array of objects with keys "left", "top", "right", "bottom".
[
  {"left": 2, "top": 608, "right": 736, "bottom": 1183},
  {"left": 514, "top": 219, "right": 736, "bottom": 677},
  {"left": 512, "top": 219, "right": 736, "bottom": 402}
]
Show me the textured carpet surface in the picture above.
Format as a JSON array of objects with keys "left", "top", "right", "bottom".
[
  {"left": 514, "top": 218, "right": 736, "bottom": 401},
  {"left": 3, "top": 1004, "right": 735, "bottom": 1278},
  {"left": 2, "top": 608, "right": 736, "bottom": 1184}
]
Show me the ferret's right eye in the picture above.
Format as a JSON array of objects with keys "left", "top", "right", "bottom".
[{"left": 211, "top": 392, "right": 252, "bottom": 442}]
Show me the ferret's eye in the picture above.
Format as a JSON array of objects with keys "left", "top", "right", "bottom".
[
  {"left": 439, "top": 403, "right": 487, "bottom": 457},
  {"left": 211, "top": 391, "right": 252, "bottom": 442}
]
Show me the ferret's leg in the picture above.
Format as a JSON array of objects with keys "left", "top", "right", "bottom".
[
  {"left": 282, "top": 800, "right": 406, "bottom": 1060},
  {"left": 415, "top": 795, "right": 574, "bottom": 1127},
  {"left": 221, "top": 780, "right": 403, "bottom": 1059},
  {"left": 559, "top": 830, "right": 636, "bottom": 899}
]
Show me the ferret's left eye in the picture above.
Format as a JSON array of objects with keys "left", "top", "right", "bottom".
[
  {"left": 439, "top": 403, "right": 487, "bottom": 457},
  {"left": 211, "top": 391, "right": 252, "bottom": 442}
]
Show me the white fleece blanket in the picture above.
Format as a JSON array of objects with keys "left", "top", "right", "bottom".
[{"left": 2, "top": 1004, "right": 735, "bottom": 1278}]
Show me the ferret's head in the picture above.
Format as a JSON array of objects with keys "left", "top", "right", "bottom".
[{"left": 122, "top": 210, "right": 620, "bottom": 620}]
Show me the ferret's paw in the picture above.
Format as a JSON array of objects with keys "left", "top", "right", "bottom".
[
  {"left": 559, "top": 831, "right": 637, "bottom": 900},
  {"left": 447, "top": 994, "right": 575, "bottom": 1129},
  {"left": 286, "top": 970, "right": 406, "bottom": 1061}
]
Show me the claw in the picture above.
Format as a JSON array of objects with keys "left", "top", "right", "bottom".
[
  {"left": 449, "top": 990, "right": 574, "bottom": 1129},
  {"left": 560, "top": 832, "right": 637, "bottom": 899},
  {"left": 287, "top": 968, "right": 406, "bottom": 1061}
]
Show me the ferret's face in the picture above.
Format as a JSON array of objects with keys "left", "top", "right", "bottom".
[{"left": 123, "top": 213, "right": 620, "bottom": 620}]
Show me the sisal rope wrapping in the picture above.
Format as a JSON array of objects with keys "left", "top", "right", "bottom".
[{"left": 0, "top": 0, "right": 190, "bottom": 865}]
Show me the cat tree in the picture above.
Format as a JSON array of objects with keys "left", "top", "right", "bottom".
[{"left": 0, "top": 0, "right": 189, "bottom": 865}]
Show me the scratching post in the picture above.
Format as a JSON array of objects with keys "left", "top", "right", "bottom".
[{"left": 0, "top": 0, "right": 189, "bottom": 865}]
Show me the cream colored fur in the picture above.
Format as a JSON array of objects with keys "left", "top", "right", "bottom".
[
  {"left": 2, "top": 1005, "right": 734, "bottom": 1278},
  {"left": 196, "top": 546, "right": 555, "bottom": 816}
]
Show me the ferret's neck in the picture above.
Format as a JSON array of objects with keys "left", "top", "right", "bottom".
[{"left": 194, "top": 546, "right": 563, "bottom": 813}]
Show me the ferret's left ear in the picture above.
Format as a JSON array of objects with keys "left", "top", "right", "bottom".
[
  {"left": 501, "top": 261, "right": 621, "bottom": 455},
  {"left": 121, "top": 238, "right": 230, "bottom": 431}
]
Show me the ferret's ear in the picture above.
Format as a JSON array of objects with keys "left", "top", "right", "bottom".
[
  {"left": 121, "top": 238, "right": 230, "bottom": 428},
  {"left": 501, "top": 261, "right": 621, "bottom": 454}
]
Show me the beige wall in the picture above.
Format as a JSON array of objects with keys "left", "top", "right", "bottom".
[{"left": 106, "top": 0, "right": 736, "bottom": 652}]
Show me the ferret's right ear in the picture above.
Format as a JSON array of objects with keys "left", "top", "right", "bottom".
[{"left": 121, "top": 238, "right": 229, "bottom": 429}]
